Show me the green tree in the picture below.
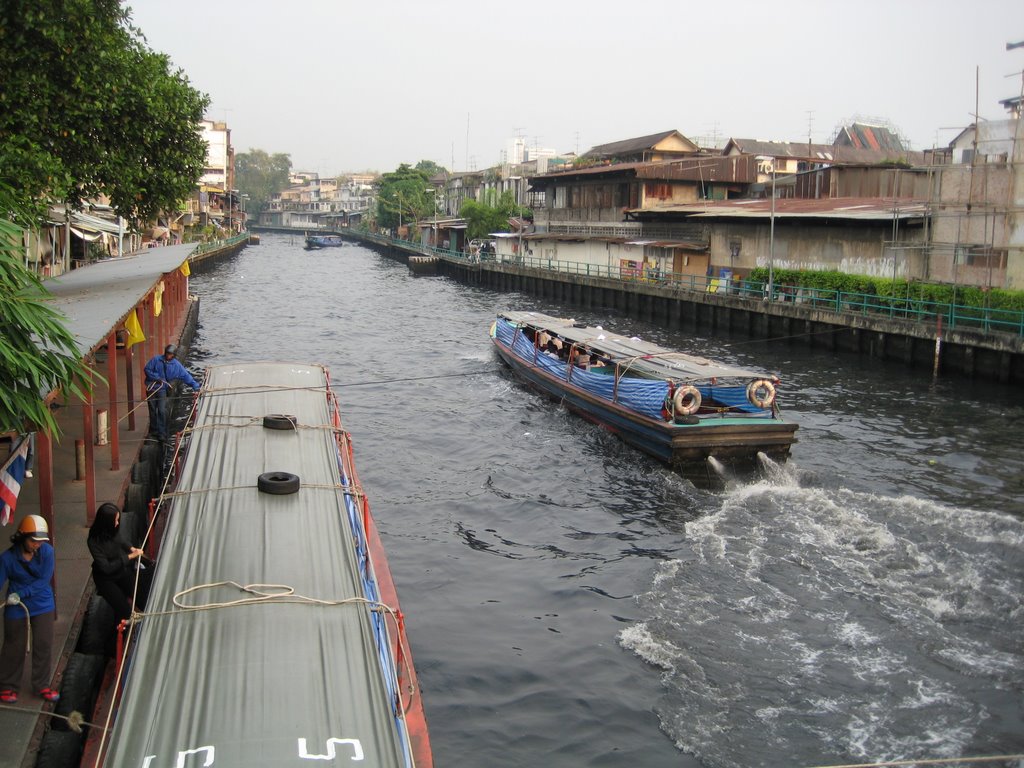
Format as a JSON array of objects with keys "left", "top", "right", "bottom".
[
  {"left": 0, "top": 184, "right": 93, "bottom": 436},
  {"left": 460, "top": 190, "right": 530, "bottom": 240},
  {"left": 0, "top": 0, "right": 209, "bottom": 224},
  {"left": 414, "top": 160, "right": 447, "bottom": 179},
  {"left": 236, "top": 150, "right": 293, "bottom": 220},
  {"left": 376, "top": 165, "right": 433, "bottom": 231}
]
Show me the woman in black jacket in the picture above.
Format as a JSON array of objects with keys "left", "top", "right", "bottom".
[{"left": 87, "top": 503, "right": 152, "bottom": 622}]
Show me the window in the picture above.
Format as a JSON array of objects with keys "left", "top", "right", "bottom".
[
  {"left": 963, "top": 246, "right": 1007, "bottom": 269},
  {"left": 645, "top": 183, "right": 671, "bottom": 200}
]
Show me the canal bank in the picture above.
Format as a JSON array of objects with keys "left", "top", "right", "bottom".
[{"left": 344, "top": 230, "right": 1024, "bottom": 385}]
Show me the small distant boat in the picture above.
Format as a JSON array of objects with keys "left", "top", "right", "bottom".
[
  {"left": 305, "top": 234, "right": 346, "bottom": 249},
  {"left": 491, "top": 311, "right": 798, "bottom": 482}
]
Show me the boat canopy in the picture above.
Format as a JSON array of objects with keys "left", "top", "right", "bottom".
[{"left": 499, "top": 311, "right": 772, "bottom": 382}]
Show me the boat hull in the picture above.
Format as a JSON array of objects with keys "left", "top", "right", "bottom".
[{"left": 492, "top": 331, "right": 797, "bottom": 480}]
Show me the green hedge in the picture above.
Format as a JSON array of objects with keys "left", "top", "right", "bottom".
[{"left": 748, "top": 268, "right": 1024, "bottom": 313}]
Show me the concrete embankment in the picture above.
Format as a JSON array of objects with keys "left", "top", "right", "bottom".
[
  {"left": 345, "top": 231, "right": 1024, "bottom": 386},
  {"left": 189, "top": 232, "right": 248, "bottom": 270}
]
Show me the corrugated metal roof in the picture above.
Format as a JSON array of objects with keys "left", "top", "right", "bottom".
[
  {"left": 499, "top": 312, "right": 770, "bottom": 381},
  {"left": 724, "top": 138, "right": 924, "bottom": 165},
  {"left": 104, "top": 362, "right": 415, "bottom": 768},
  {"left": 630, "top": 197, "right": 927, "bottom": 221},
  {"left": 530, "top": 160, "right": 648, "bottom": 182},
  {"left": 584, "top": 129, "right": 686, "bottom": 157},
  {"left": 521, "top": 233, "right": 627, "bottom": 243},
  {"left": 624, "top": 239, "right": 708, "bottom": 251},
  {"left": 634, "top": 155, "right": 756, "bottom": 182},
  {"left": 43, "top": 244, "right": 196, "bottom": 356},
  {"left": 836, "top": 122, "right": 906, "bottom": 152}
]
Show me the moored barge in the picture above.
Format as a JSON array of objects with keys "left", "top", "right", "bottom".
[{"left": 88, "top": 361, "right": 431, "bottom": 767}]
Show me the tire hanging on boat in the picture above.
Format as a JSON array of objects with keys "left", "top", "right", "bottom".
[
  {"left": 746, "top": 379, "right": 776, "bottom": 409},
  {"left": 263, "top": 414, "right": 298, "bottom": 431},
  {"left": 673, "top": 385, "right": 702, "bottom": 416}
]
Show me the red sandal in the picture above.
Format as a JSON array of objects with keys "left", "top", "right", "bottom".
[
  {"left": 0, "top": 689, "right": 17, "bottom": 703},
  {"left": 38, "top": 687, "right": 60, "bottom": 703}
]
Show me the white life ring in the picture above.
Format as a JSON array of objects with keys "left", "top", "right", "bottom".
[
  {"left": 747, "top": 379, "right": 776, "bottom": 409},
  {"left": 673, "top": 385, "right": 702, "bottom": 416}
]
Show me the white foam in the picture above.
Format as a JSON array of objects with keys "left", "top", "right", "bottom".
[{"left": 617, "top": 623, "right": 679, "bottom": 672}]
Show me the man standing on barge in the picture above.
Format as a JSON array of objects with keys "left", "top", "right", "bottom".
[{"left": 144, "top": 344, "right": 200, "bottom": 441}]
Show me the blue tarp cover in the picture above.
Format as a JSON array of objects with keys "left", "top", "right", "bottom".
[{"left": 497, "top": 318, "right": 669, "bottom": 419}]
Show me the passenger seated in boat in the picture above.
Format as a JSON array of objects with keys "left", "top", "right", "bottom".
[
  {"left": 543, "top": 341, "right": 560, "bottom": 358},
  {"left": 570, "top": 348, "right": 591, "bottom": 369}
]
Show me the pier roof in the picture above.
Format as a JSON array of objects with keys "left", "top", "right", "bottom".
[{"left": 43, "top": 244, "right": 196, "bottom": 357}]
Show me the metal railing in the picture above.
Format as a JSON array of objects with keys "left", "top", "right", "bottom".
[
  {"left": 190, "top": 232, "right": 249, "bottom": 256},
  {"left": 356, "top": 231, "right": 1024, "bottom": 338}
]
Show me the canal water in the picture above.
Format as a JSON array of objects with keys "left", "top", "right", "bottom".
[{"left": 187, "top": 233, "right": 1023, "bottom": 768}]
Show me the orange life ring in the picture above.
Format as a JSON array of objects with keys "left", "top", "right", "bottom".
[
  {"left": 673, "top": 385, "right": 702, "bottom": 416},
  {"left": 747, "top": 379, "right": 776, "bottom": 409}
]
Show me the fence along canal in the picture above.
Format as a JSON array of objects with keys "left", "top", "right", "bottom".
[{"left": 337, "top": 229, "right": 1024, "bottom": 386}]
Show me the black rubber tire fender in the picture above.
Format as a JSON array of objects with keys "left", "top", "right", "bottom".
[
  {"left": 118, "top": 510, "right": 140, "bottom": 548},
  {"left": 139, "top": 443, "right": 165, "bottom": 488},
  {"left": 34, "top": 729, "right": 84, "bottom": 768},
  {"left": 257, "top": 471, "right": 300, "bottom": 495},
  {"left": 123, "top": 482, "right": 148, "bottom": 517},
  {"left": 263, "top": 414, "right": 298, "bottom": 430},
  {"left": 51, "top": 652, "right": 107, "bottom": 732},
  {"left": 77, "top": 594, "right": 118, "bottom": 657},
  {"left": 122, "top": 483, "right": 149, "bottom": 546},
  {"left": 130, "top": 460, "right": 152, "bottom": 495},
  {"left": 139, "top": 442, "right": 163, "bottom": 466}
]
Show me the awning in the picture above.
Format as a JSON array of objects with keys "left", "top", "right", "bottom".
[
  {"left": 69, "top": 227, "right": 103, "bottom": 242},
  {"left": 625, "top": 239, "right": 707, "bottom": 251},
  {"left": 73, "top": 211, "right": 123, "bottom": 235}
]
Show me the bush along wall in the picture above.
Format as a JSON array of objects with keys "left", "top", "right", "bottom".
[{"left": 748, "top": 268, "right": 1024, "bottom": 314}]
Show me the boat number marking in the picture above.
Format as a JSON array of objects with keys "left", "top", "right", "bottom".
[
  {"left": 298, "top": 737, "right": 365, "bottom": 761},
  {"left": 137, "top": 737, "right": 364, "bottom": 765},
  {"left": 141, "top": 746, "right": 215, "bottom": 768}
]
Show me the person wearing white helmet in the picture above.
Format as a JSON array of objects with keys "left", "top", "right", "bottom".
[{"left": 0, "top": 514, "right": 59, "bottom": 704}]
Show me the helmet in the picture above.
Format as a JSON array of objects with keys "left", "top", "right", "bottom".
[
  {"left": 18, "top": 514, "right": 49, "bottom": 541},
  {"left": 164, "top": 344, "right": 178, "bottom": 357}
]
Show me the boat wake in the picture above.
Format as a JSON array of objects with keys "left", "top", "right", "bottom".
[{"left": 619, "top": 481, "right": 1024, "bottom": 767}]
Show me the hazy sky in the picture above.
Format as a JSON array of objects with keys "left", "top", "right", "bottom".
[{"left": 127, "top": 0, "right": 1024, "bottom": 176}]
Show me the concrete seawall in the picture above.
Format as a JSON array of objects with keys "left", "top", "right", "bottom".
[{"left": 347, "top": 231, "right": 1024, "bottom": 385}]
